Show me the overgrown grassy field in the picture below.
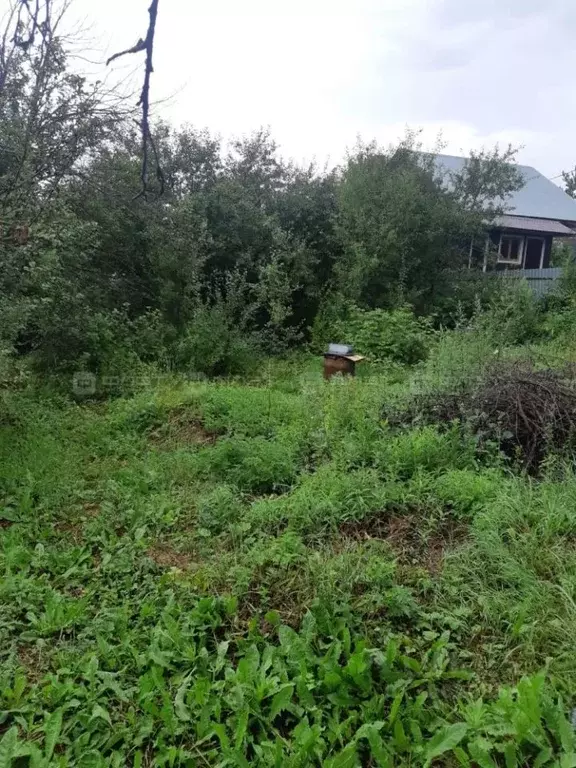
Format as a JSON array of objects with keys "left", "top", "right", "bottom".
[{"left": 3, "top": 338, "right": 576, "bottom": 766}]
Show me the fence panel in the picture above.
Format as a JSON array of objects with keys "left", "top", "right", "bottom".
[{"left": 495, "top": 267, "right": 562, "bottom": 298}]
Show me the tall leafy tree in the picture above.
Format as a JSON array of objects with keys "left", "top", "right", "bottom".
[{"left": 335, "top": 137, "right": 523, "bottom": 313}]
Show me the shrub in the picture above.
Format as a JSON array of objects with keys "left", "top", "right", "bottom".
[
  {"left": 418, "top": 327, "right": 496, "bottom": 392},
  {"left": 430, "top": 268, "right": 503, "bottom": 328},
  {"left": 540, "top": 299, "right": 576, "bottom": 343},
  {"left": 125, "top": 310, "right": 172, "bottom": 364},
  {"left": 309, "top": 292, "right": 354, "bottom": 352},
  {"left": 26, "top": 305, "right": 166, "bottom": 393},
  {"left": 557, "top": 254, "right": 576, "bottom": 294},
  {"left": 29, "top": 306, "right": 131, "bottom": 375},
  {"left": 174, "top": 303, "right": 261, "bottom": 378},
  {"left": 477, "top": 279, "right": 541, "bottom": 345},
  {"left": 346, "top": 306, "right": 432, "bottom": 365}
]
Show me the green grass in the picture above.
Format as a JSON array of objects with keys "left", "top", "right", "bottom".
[{"left": 3, "top": 348, "right": 576, "bottom": 765}]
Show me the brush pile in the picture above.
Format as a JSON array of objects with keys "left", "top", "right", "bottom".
[{"left": 387, "top": 361, "right": 576, "bottom": 472}]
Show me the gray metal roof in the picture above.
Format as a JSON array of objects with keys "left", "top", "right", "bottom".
[
  {"left": 430, "top": 153, "right": 576, "bottom": 223},
  {"left": 492, "top": 215, "right": 575, "bottom": 235}
]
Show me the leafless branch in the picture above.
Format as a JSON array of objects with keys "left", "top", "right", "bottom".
[
  {"left": 12, "top": 0, "right": 44, "bottom": 50},
  {"left": 106, "top": 38, "right": 146, "bottom": 67},
  {"left": 106, "top": 0, "right": 163, "bottom": 199}
]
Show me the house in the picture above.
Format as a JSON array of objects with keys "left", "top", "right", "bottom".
[{"left": 431, "top": 154, "right": 576, "bottom": 270}]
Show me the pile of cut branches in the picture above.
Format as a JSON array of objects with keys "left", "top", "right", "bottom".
[{"left": 386, "top": 361, "right": 576, "bottom": 473}]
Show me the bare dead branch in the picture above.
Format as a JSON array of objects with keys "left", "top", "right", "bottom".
[
  {"left": 12, "top": 0, "right": 44, "bottom": 50},
  {"left": 106, "top": 38, "right": 146, "bottom": 67},
  {"left": 106, "top": 0, "right": 163, "bottom": 199}
]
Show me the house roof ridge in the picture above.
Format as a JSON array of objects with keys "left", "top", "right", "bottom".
[{"left": 424, "top": 152, "right": 576, "bottom": 221}]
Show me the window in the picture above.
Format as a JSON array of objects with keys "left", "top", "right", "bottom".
[
  {"left": 498, "top": 234, "right": 524, "bottom": 265},
  {"left": 524, "top": 237, "right": 546, "bottom": 270}
]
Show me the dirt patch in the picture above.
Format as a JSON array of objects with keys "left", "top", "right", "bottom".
[
  {"left": 18, "top": 645, "right": 48, "bottom": 683},
  {"left": 240, "top": 583, "right": 306, "bottom": 629},
  {"left": 67, "top": 586, "right": 86, "bottom": 598},
  {"left": 53, "top": 521, "right": 83, "bottom": 543},
  {"left": 235, "top": 564, "right": 311, "bottom": 629},
  {"left": 148, "top": 545, "right": 193, "bottom": 570},
  {"left": 340, "top": 510, "right": 468, "bottom": 575},
  {"left": 424, "top": 525, "right": 469, "bottom": 574},
  {"left": 0, "top": 518, "right": 15, "bottom": 529},
  {"left": 82, "top": 502, "right": 101, "bottom": 518},
  {"left": 148, "top": 407, "right": 218, "bottom": 449}
]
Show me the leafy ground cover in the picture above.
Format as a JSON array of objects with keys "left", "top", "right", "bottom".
[{"left": 3, "top": 338, "right": 576, "bottom": 766}]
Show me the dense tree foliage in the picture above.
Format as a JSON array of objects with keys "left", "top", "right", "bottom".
[
  {"left": 0, "top": 0, "right": 524, "bottom": 379},
  {"left": 562, "top": 166, "right": 576, "bottom": 199}
]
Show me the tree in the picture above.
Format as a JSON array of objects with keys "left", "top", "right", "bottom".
[
  {"left": 335, "top": 136, "right": 524, "bottom": 313},
  {"left": 562, "top": 167, "right": 576, "bottom": 198},
  {"left": 449, "top": 144, "right": 523, "bottom": 214},
  {"left": 0, "top": 0, "right": 132, "bottom": 371},
  {"left": 0, "top": 0, "right": 128, "bottom": 223},
  {"left": 0, "top": 0, "right": 535, "bottom": 378}
]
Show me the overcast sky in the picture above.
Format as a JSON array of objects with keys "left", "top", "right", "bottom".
[{"left": 69, "top": 0, "right": 576, "bottom": 178}]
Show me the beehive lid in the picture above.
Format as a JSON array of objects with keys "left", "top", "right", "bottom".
[{"left": 328, "top": 343, "right": 353, "bottom": 356}]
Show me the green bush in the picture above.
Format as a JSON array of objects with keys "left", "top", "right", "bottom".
[
  {"left": 26, "top": 304, "right": 168, "bottom": 393},
  {"left": 174, "top": 303, "right": 261, "bottom": 378},
  {"left": 309, "top": 292, "right": 354, "bottom": 352},
  {"left": 478, "top": 279, "right": 541, "bottom": 345},
  {"left": 540, "top": 299, "right": 576, "bottom": 342},
  {"left": 346, "top": 306, "right": 432, "bottom": 364},
  {"left": 418, "top": 327, "right": 496, "bottom": 392},
  {"left": 430, "top": 268, "right": 503, "bottom": 328}
]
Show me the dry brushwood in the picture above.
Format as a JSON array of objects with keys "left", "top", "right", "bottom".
[{"left": 386, "top": 361, "right": 576, "bottom": 473}]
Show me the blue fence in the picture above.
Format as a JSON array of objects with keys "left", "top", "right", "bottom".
[{"left": 494, "top": 267, "right": 563, "bottom": 298}]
